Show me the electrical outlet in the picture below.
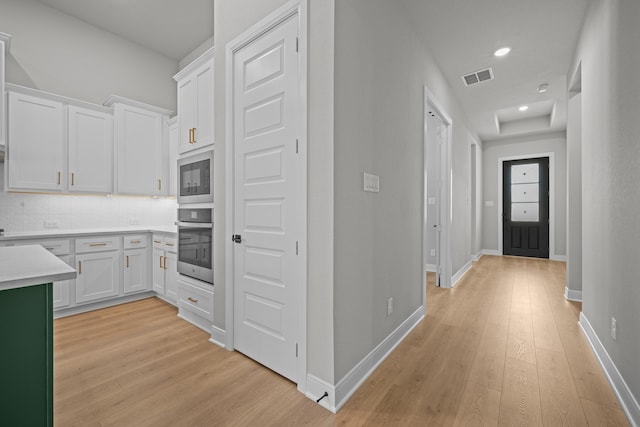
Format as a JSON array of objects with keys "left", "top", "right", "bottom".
[
  {"left": 611, "top": 317, "right": 617, "bottom": 340},
  {"left": 387, "top": 298, "right": 393, "bottom": 316},
  {"left": 430, "top": 249, "right": 436, "bottom": 256},
  {"left": 44, "top": 220, "right": 59, "bottom": 229}
]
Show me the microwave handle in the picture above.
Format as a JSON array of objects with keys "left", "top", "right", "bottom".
[{"left": 177, "top": 222, "right": 213, "bottom": 229}]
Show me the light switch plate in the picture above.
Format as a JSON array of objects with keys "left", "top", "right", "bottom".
[{"left": 363, "top": 172, "right": 380, "bottom": 193}]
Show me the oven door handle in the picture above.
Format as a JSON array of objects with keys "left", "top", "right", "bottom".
[{"left": 177, "top": 222, "right": 213, "bottom": 229}]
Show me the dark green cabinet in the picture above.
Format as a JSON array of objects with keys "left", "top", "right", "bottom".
[{"left": 0, "top": 283, "right": 53, "bottom": 427}]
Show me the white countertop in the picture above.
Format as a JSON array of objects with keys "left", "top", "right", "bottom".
[
  {"left": 0, "top": 245, "right": 77, "bottom": 292},
  {"left": 0, "top": 226, "right": 177, "bottom": 242}
]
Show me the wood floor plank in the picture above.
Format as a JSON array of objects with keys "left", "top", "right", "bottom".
[
  {"left": 453, "top": 381, "right": 501, "bottom": 427},
  {"left": 581, "top": 398, "right": 630, "bottom": 427},
  {"left": 498, "top": 357, "right": 543, "bottom": 426}
]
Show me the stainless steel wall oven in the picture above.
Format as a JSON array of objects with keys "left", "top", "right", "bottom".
[{"left": 177, "top": 208, "right": 213, "bottom": 284}]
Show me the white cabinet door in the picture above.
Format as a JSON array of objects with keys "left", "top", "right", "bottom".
[
  {"left": 152, "top": 247, "right": 166, "bottom": 295},
  {"left": 176, "top": 55, "right": 213, "bottom": 154},
  {"left": 53, "top": 255, "right": 72, "bottom": 309},
  {"left": 178, "top": 77, "right": 197, "bottom": 153},
  {"left": 7, "top": 92, "right": 64, "bottom": 191},
  {"left": 124, "top": 248, "right": 148, "bottom": 294},
  {"left": 68, "top": 106, "right": 113, "bottom": 193},
  {"left": 115, "top": 103, "right": 165, "bottom": 196},
  {"left": 165, "top": 250, "right": 178, "bottom": 303},
  {"left": 0, "top": 35, "right": 7, "bottom": 149},
  {"left": 76, "top": 251, "right": 120, "bottom": 303}
]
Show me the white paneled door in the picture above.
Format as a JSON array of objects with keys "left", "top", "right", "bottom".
[{"left": 232, "top": 14, "right": 300, "bottom": 382}]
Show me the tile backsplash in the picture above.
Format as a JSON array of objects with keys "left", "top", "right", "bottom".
[{"left": 0, "top": 164, "right": 177, "bottom": 233}]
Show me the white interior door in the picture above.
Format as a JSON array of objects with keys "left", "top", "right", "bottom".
[{"left": 232, "top": 15, "right": 300, "bottom": 382}]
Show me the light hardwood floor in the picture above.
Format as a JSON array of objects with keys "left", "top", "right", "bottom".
[{"left": 54, "top": 255, "right": 629, "bottom": 426}]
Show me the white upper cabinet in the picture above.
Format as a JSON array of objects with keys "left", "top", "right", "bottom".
[
  {"left": 0, "top": 33, "right": 11, "bottom": 151},
  {"left": 68, "top": 106, "right": 114, "bottom": 193},
  {"left": 174, "top": 47, "right": 214, "bottom": 153},
  {"left": 5, "top": 85, "right": 114, "bottom": 194},
  {"left": 7, "top": 91, "right": 65, "bottom": 191},
  {"left": 106, "top": 96, "right": 172, "bottom": 196},
  {"left": 168, "top": 116, "right": 179, "bottom": 197}
]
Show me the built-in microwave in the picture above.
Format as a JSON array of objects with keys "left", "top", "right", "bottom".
[{"left": 177, "top": 151, "right": 213, "bottom": 204}]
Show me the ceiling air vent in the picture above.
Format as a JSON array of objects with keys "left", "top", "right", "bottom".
[{"left": 462, "top": 67, "right": 494, "bottom": 86}]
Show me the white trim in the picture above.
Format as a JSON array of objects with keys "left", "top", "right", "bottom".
[
  {"left": 0, "top": 32, "right": 12, "bottom": 54},
  {"left": 6, "top": 83, "right": 113, "bottom": 114},
  {"left": 483, "top": 249, "right": 500, "bottom": 256},
  {"left": 425, "top": 263, "right": 437, "bottom": 273},
  {"left": 53, "top": 292, "right": 155, "bottom": 319},
  {"left": 564, "top": 287, "right": 582, "bottom": 302},
  {"left": 551, "top": 254, "right": 567, "bottom": 262},
  {"left": 209, "top": 325, "right": 228, "bottom": 349},
  {"left": 580, "top": 313, "right": 640, "bottom": 427},
  {"left": 173, "top": 46, "right": 215, "bottom": 81},
  {"left": 102, "top": 94, "right": 174, "bottom": 116},
  {"left": 498, "top": 152, "right": 556, "bottom": 258},
  {"left": 452, "top": 260, "right": 473, "bottom": 287},
  {"left": 472, "top": 251, "right": 483, "bottom": 262},
  {"left": 306, "top": 375, "right": 336, "bottom": 413},
  {"left": 333, "top": 306, "right": 425, "bottom": 412},
  {"left": 225, "top": 0, "right": 309, "bottom": 393}
]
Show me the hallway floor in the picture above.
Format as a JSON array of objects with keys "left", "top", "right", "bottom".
[{"left": 53, "top": 256, "right": 629, "bottom": 426}]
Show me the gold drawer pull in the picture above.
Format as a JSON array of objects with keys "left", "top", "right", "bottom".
[
  {"left": 130, "top": 240, "right": 141, "bottom": 244},
  {"left": 89, "top": 243, "right": 108, "bottom": 247},
  {"left": 163, "top": 256, "right": 167, "bottom": 270},
  {"left": 154, "top": 240, "right": 162, "bottom": 244},
  {"left": 166, "top": 243, "right": 175, "bottom": 247},
  {"left": 160, "top": 256, "right": 164, "bottom": 268},
  {"left": 187, "top": 297, "right": 199, "bottom": 303}
]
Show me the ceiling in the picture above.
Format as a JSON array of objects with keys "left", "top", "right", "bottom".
[
  {"left": 398, "top": 0, "right": 591, "bottom": 142},
  {"left": 33, "top": 0, "right": 589, "bottom": 142},
  {"left": 35, "top": 0, "right": 214, "bottom": 62}
]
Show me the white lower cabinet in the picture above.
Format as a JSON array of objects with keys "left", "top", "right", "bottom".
[
  {"left": 177, "top": 277, "right": 213, "bottom": 332},
  {"left": 152, "top": 235, "right": 178, "bottom": 304},
  {"left": 75, "top": 236, "right": 121, "bottom": 304},
  {"left": 53, "top": 254, "right": 72, "bottom": 309},
  {"left": 124, "top": 248, "right": 148, "bottom": 294}
]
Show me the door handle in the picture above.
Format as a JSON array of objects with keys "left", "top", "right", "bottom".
[{"left": 232, "top": 234, "right": 242, "bottom": 244}]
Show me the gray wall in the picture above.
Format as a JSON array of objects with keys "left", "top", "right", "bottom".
[
  {"left": 482, "top": 133, "right": 567, "bottom": 258},
  {"left": 567, "top": 93, "right": 582, "bottom": 294},
  {"left": 214, "top": 0, "right": 337, "bottom": 384},
  {"left": 570, "top": 0, "right": 640, "bottom": 407},
  {"left": 0, "top": 0, "right": 178, "bottom": 110},
  {"left": 333, "top": 0, "right": 477, "bottom": 381}
]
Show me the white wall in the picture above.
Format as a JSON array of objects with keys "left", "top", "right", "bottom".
[
  {"left": 566, "top": 92, "right": 582, "bottom": 295},
  {"left": 570, "top": 0, "right": 640, "bottom": 416},
  {"left": 333, "top": 0, "right": 478, "bottom": 381},
  {"left": 0, "top": 0, "right": 178, "bottom": 110},
  {"left": 482, "top": 133, "right": 567, "bottom": 258},
  {"left": 214, "top": 0, "right": 336, "bottom": 385}
]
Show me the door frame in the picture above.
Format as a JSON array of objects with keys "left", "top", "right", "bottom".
[
  {"left": 498, "top": 152, "right": 555, "bottom": 258},
  {"left": 423, "top": 86, "right": 453, "bottom": 301},
  {"left": 224, "top": 0, "right": 308, "bottom": 392}
]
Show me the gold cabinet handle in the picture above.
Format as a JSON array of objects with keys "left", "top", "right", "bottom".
[
  {"left": 192, "top": 127, "right": 197, "bottom": 143},
  {"left": 159, "top": 255, "right": 163, "bottom": 269},
  {"left": 187, "top": 297, "right": 198, "bottom": 303},
  {"left": 166, "top": 243, "right": 174, "bottom": 247},
  {"left": 57, "top": 171, "right": 61, "bottom": 185},
  {"left": 163, "top": 256, "right": 167, "bottom": 270},
  {"left": 126, "top": 255, "right": 129, "bottom": 268},
  {"left": 78, "top": 261, "right": 82, "bottom": 274},
  {"left": 71, "top": 173, "right": 75, "bottom": 186},
  {"left": 189, "top": 128, "right": 194, "bottom": 144},
  {"left": 154, "top": 240, "right": 162, "bottom": 244},
  {"left": 89, "top": 243, "right": 108, "bottom": 247},
  {"left": 130, "top": 240, "right": 141, "bottom": 244}
]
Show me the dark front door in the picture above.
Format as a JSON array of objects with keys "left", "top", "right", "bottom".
[{"left": 503, "top": 157, "right": 550, "bottom": 258}]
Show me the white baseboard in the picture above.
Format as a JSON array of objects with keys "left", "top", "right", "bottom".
[
  {"left": 452, "top": 260, "right": 472, "bottom": 287},
  {"left": 329, "top": 305, "right": 425, "bottom": 412},
  {"left": 472, "top": 251, "right": 483, "bottom": 262},
  {"left": 579, "top": 313, "right": 640, "bottom": 427},
  {"left": 209, "top": 325, "right": 228, "bottom": 349},
  {"left": 564, "top": 287, "right": 583, "bottom": 302},
  {"left": 482, "top": 249, "right": 500, "bottom": 256},
  {"left": 551, "top": 254, "right": 567, "bottom": 261},
  {"left": 425, "top": 263, "right": 437, "bottom": 272},
  {"left": 306, "top": 374, "right": 336, "bottom": 413},
  {"left": 53, "top": 292, "right": 155, "bottom": 319}
]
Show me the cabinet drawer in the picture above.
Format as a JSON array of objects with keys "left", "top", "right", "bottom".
[
  {"left": 14, "top": 239, "right": 70, "bottom": 256},
  {"left": 152, "top": 236, "right": 164, "bottom": 249},
  {"left": 178, "top": 280, "right": 213, "bottom": 322},
  {"left": 75, "top": 236, "right": 120, "bottom": 253},
  {"left": 124, "top": 234, "right": 147, "bottom": 249},
  {"left": 164, "top": 237, "right": 177, "bottom": 252}
]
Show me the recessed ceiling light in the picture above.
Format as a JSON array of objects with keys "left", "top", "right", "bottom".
[
  {"left": 519, "top": 105, "right": 529, "bottom": 112},
  {"left": 494, "top": 46, "right": 511, "bottom": 57},
  {"left": 537, "top": 83, "right": 550, "bottom": 93}
]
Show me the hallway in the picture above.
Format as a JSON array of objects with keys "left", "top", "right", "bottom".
[{"left": 339, "top": 256, "right": 628, "bottom": 426}]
